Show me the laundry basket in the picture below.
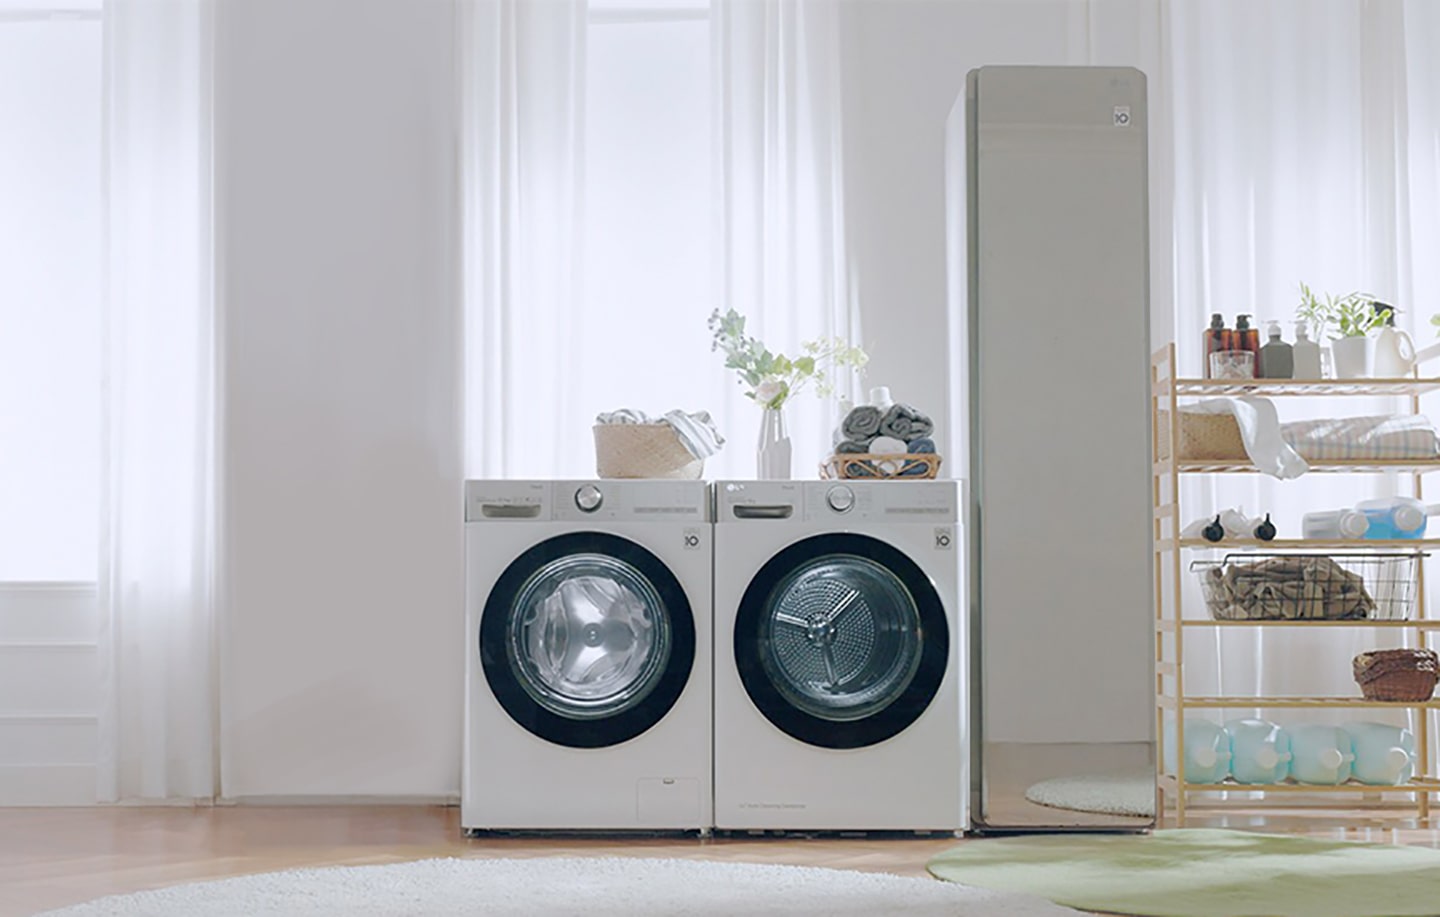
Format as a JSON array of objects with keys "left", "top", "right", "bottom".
[
  {"left": 1190, "top": 552, "right": 1422, "bottom": 621},
  {"left": 1352, "top": 648, "right": 1440, "bottom": 702},
  {"left": 593, "top": 424, "right": 703, "bottom": 480}
]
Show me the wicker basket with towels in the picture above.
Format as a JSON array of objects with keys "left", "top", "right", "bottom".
[{"left": 1352, "top": 648, "right": 1440, "bottom": 702}]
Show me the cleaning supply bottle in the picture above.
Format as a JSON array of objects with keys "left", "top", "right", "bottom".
[
  {"left": 1259, "top": 321, "right": 1293, "bottom": 378},
  {"left": 1235, "top": 314, "right": 1261, "bottom": 376},
  {"left": 1225, "top": 718, "right": 1291, "bottom": 784},
  {"left": 1203, "top": 314, "right": 1230, "bottom": 379},
  {"left": 1164, "top": 718, "right": 1231, "bottom": 784},
  {"left": 1287, "top": 724, "right": 1355, "bottom": 785},
  {"left": 1301, "top": 509, "right": 1370, "bottom": 540},
  {"left": 1292, "top": 320, "right": 1323, "bottom": 379},
  {"left": 1343, "top": 722, "right": 1416, "bottom": 785},
  {"left": 1354, "top": 497, "right": 1440, "bottom": 540}
]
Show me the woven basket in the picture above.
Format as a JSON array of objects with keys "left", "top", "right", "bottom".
[
  {"left": 593, "top": 424, "right": 703, "bottom": 480},
  {"left": 1352, "top": 648, "right": 1440, "bottom": 702},
  {"left": 820, "top": 453, "right": 943, "bottom": 480},
  {"left": 1156, "top": 410, "right": 1247, "bottom": 461}
]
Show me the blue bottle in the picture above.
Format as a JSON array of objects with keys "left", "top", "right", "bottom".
[
  {"left": 1287, "top": 724, "right": 1355, "bottom": 785},
  {"left": 1343, "top": 722, "right": 1416, "bottom": 785},
  {"left": 1225, "top": 718, "right": 1291, "bottom": 784},
  {"left": 1355, "top": 497, "right": 1437, "bottom": 540},
  {"left": 1165, "top": 718, "right": 1231, "bottom": 783}
]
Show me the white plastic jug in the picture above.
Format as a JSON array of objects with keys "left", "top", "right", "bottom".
[
  {"left": 1372, "top": 325, "right": 1417, "bottom": 378},
  {"left": 1287, "top": 724, "right": 1355, "bottom": 785},
  {"left": 1343, "top": 722, "right": 1416, "bottom": 786},
  {"left": 1225, "top": 718, "right": 1292, "bottom": 784},
  {"left": 1164, "top": 718, "right": 1231, "bottom": 784}
]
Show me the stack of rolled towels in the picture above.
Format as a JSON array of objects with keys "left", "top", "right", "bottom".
[{"left": 833, "top": 402, "right": 936, "bottom": 477}]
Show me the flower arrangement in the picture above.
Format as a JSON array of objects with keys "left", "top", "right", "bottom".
[{"left": 707, "top": 308, "right": 868, "bottom": 410}]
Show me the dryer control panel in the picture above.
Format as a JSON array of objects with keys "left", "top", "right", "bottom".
[
  {"left": 716, "top": 480, "right": 960, "bottom": 524},
  {"left": 464, "top": 480, "right": 710, "bottom": 523}
]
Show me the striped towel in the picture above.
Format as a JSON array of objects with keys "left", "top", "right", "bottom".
[{"left": 1280, "top": 415, "right": 1440, "bottom": 461}]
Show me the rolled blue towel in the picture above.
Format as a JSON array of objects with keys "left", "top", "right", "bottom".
[
  {"left": 898, "top": 460, "right": 930, "bottom": 477},
  {"left": 840, "top": 405, "right": 884, "bottom": 440},
  {"left": 835, "top": 439, "right": 871, "bottom": 454},
  {"left": 843, "top": 459, "right": 880, "bottom": 478},
  {"left": 879, "top": 403, "right": 933, "bottom": 443},
  {"left": 907, "top": 438, "right": 936, "bottom": 454}
]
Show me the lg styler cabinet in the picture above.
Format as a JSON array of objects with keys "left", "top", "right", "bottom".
[{"left": 956, "top": 67, "right": 1155, "bottom": 831}]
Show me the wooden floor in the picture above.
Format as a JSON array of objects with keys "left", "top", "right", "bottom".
[{"left": 3, "top": 805, "right": 1440, "bottom": 916}]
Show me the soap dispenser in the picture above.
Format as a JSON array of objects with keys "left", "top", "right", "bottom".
[
  {"left": 1292, "top": 320, "right": 1323, "bottom": 379},
  {"left": 1259, "top": 321, "right": 1293, "bottom": 378}
]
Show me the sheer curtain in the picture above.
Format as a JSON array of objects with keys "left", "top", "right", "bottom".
[
  {"left": 1155, "top": 0, "right": 1440, "bottom": 750},
  {"left": 99, "top": 0, "right": 217, "bottom": 802},
  {"left": 460, "top": 0, "right": 854, "bottom": 480}
]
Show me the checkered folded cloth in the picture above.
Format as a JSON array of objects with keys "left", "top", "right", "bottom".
[{"left": 1280, "top": 414, "right": 1440, "bottom": 461}]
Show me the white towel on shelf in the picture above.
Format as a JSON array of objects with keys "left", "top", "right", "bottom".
[
  {"left": 594, "top": 408, "right": 726, "bottom": 460},
  {"left": 1187, "top": 397, "right": 1309, "bottom": 479}
]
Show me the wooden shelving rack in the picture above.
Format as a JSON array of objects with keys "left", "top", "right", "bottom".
[{"left": 1152, "top": 343, "right": 1440, "bottom": 824}]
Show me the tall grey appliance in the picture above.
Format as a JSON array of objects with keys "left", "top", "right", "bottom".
[{"left": 957, "top": 66, "right": 1155, "bottom": 831}]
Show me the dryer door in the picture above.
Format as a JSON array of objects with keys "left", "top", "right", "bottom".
[
  {"left": 734, "top": 533, "right": 949, "bottom": 749},
  {"left": 480, "top": 532, "right": 695, "bottom": 748}
]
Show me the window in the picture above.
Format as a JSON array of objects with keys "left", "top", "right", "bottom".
[{"left": 0, "top": 1, "right": 103, "bottom": 582}]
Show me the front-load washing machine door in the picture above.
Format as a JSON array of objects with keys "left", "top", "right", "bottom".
[
  {"left": 480, "top": 532, "right": 695, "bottom": 748},
  {"left": 734, "top": 533, "right": 949, "bottom": 749}
]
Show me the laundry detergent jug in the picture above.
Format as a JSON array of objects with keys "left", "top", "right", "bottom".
[
  {"left": 1286, "top": 724, "right": 1355, "bottom": 785},
  {"left": 1165, "top": 718, "right": 1231, "bottom": 784},
  {"left": 1343, "top": 722, "right": 1416, "bottom": 786},
  {"left": 1225, "top": 718, "right": 1291, "bottom": 784}
]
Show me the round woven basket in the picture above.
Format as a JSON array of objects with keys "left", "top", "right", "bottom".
[
  {"left": 593, "top": 424, "right": 703, "bottom": 480},
  {"left": 1352, "top": 648, "right": 1440, "bottom": 702}
]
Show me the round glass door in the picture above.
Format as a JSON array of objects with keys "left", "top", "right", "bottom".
[
  {"left": 481, "top": 532, "right": 695, "bottom": 748},
  {"left": 735, "top": 533, "right": 949, "bottom": 749}
]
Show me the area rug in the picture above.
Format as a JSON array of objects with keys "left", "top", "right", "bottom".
[
  {"left": 34, "top": 856, "right": 1082, "bottom": 916},
  {"left": 1023, "top": 769, "right": 1155, "bottom": 817},
  {"left": 928, "top": 828, "right": 1440, "bottom": 917}
]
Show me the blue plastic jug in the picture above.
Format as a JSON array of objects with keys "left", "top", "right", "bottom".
[
  {"left": 1165, "top": 718, "right": 1231, "bottom": 784},
  {"left": 1355, "top": 497, "right": 1438, "bottom": 540},
  {"left": 1225, "top": 718, "right": 1291, "bottom": 784},
  {"left": 1286, "top": 724, "right": 1355, "bottom": 785},
  {"left": 1343, "top": 721, "right": 1416, "bottom": 785}
]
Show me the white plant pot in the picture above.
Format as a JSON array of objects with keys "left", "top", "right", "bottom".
[{"left": 1331, "top": 336, "right": 1373, "bottom": 379}]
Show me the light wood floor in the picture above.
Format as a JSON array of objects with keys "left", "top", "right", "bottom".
[{"left": 3, "top": 806, "right": 1440, "bottom": 916}]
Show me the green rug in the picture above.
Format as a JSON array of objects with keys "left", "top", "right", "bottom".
[{"left": 927, "top": 828, "right": 1440, "bottom": 917}]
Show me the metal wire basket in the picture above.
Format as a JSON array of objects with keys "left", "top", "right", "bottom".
[{"left": 1190, "top": 552, "right": 1423, "bottom": 621}]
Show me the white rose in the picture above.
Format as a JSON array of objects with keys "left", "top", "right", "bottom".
[{"left": 755, "top": 379, "right": 785, "bottom": 406}]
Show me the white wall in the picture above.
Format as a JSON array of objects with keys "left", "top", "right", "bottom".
[{"left": 216, "top": 0, "right": 463, "bottom": 800}]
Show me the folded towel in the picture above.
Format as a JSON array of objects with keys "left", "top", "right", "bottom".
[
  {"left": 835, "top": 439, "right": 871, "bottom": 454},
  {"left": 907, "top": 438, "right": 936, "bottom": 454},
  {"left": 879, "top": 403, "right": 934, "bottom": 443},
  {"left": 869, "top": 435, "right": 907, "bottom": 455},
  {"left": 840, "top": 405, "right": 884, "bottom": 441},
  {"left": 595, "top": 408, "right": 726, "bottom": 460},
  {"left": 1187, "top": 398, "right": 1307, "bottom": 479}
]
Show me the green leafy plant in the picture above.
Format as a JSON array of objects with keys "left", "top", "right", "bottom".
[
  {"left": 1295, "top": 282, "right": 1391, "bottom": 340},
  {"left": 707, "top": 308, "right": 868, "bottom": 410}
]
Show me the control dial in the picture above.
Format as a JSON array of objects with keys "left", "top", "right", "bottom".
[
  {"left": 575, "top": 485, "right": 604, "bottom": 512},
  {"left": 826, "top": 484, "right": 855, "bottom": 513}
]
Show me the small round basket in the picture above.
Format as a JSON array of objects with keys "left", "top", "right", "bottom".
[
  {"left": 820, "top": 453, "right": 943, "bottom": 480},
  {"left": 593, "top": 424, "right": 703, "bottom": 480},
  {"left": 1352, "top": 648, "right": 1440, "bottom": 702}
]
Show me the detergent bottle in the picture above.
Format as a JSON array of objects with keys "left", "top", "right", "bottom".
[
  {"left": 1354, "top": 497, "right": 1440, "bottom": 540},
  {"left": 1344, "top": 722, "right": 1416, "bottom": 785},
  {"left": 1164, "top": 718, "right": 1231, "bottom": 784},
  {"left": 1286, "top": 724, "right": 1355, "bottom": 785},
  {"left": 1225, "top": 718, "right": 1291, "bottom": 784}
]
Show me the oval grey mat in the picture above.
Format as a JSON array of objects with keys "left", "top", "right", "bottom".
[
  {"left": 35, "top": 856, "right": 1082, "bottom": 916},
  {"left": 1023, "top": 769, "right": 1155, "bottom": 817}
]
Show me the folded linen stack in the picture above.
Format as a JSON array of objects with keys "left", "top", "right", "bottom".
[{"left": 832, "top": 402, "right": 937, "bottom": 477}]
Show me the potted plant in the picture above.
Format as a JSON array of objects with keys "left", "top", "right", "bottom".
[
  {"left": 1295, "top": 284, "right": 1390, "bottom": 379},
  {"left": 708, "top": 308, "right": 867, "bottom": 479}
]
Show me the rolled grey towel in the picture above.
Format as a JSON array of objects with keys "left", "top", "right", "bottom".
[
  {"left": 907, "top": 438, "right": 936, "bottom": 454},
  {"left": 879, "top": 403, "right": 934, "bottom": 443},
  {"left": 840, "top": 405, "right": 884, "bottom": 440},
  {"left": 835, "top": 439, "right": 871, "bottom": 454}
]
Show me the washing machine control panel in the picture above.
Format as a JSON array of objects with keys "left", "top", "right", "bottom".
[
  {"left": 574, "top": 484, "right": 604, "bottom": 512},
  {"left": 825, "top": 484, "right": 855, "bottom": 513}
]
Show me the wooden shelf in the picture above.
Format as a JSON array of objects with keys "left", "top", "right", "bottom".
[
  {"left": 1173, "top": 779, "right": 1440, "bottom": 793},
  {"left": 1179, "top": 618, "right": 1440, "bottom": 628},
  {"left": 1180, "top": 696, "right": 1440, "bottom": 709},
  {"left": 1175, "top": 458, "right": 1440, "bottom": 474},
  {"left": 1168, "top": 378, "right": 1440, "bottom": 397},
  {"left": 1178, "top": 537, "right": 1440, "bottom": 549}
]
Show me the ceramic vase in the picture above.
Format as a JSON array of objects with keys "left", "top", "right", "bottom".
[{"left": 756, "top": 407, "right": 792, "bottom": 480}]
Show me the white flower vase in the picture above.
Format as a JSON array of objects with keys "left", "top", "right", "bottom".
[
  {"left": 1331, "top": 335, "right": 1373, "bottom": 379},
  {"left": 756, "top": 407, "right": 792, "bottom": 480}
]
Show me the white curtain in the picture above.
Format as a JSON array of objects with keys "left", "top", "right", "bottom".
[
  {"left": 99, "top": 0, "right": 217, "bottom": 802},
  {"left": 713, "top": 0, "right": 857, "bottom": 476},
  {"left": 1156, "top": 0, "right": 1440, "bottom": 746},
  {"left": 460, "top": 0, "right": 587, "bottom": 479},
  {"left": 461, "top": 0, "right": 854, "bottom": 480}
]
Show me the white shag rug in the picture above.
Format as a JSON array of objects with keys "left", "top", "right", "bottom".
[
  {"left": 1024, "top": 770, "right": 1156, "bottom": 818},
  {"left": 33, "top": 856, "right": 1083, "bottom": 917}
]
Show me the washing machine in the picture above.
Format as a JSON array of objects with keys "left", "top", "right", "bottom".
[
  {"left": 713, "top": 480, "right": 965, "bottom": 833},
  {"left": 463, "top": 479, "right": 712, "bottom": 833}
]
